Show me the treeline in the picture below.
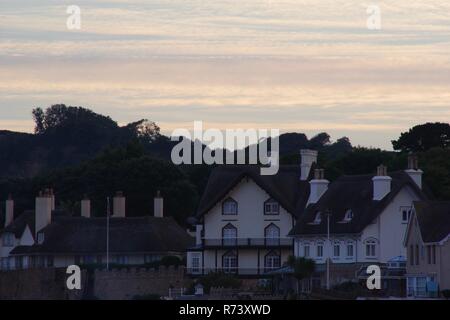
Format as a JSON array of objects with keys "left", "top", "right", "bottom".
[{"left": 0, "top": 105, "right": 449, "bottom": 226}]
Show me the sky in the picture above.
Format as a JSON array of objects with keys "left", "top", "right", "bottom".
[{"left": 1, "top": 0, "right": 449, "bottom": 150}]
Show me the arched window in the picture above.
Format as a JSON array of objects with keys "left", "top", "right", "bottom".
[
  {"left": 265, "top": 223, "right": 280, "bottom": 246},
  {"left": 222, "top": 250, "right": 238, "bottom": 273},
  {"left": 222, "top": 198, "right": 238, "bottom": 215},
  {"left": 264, "top": 251, "right": 281, "bottom": 271},
  {"left": 222, "top": 223, "right": 237, "bottom": 246},
  {"left": 264, "top": 198, "right": 280, "bottom": 215},
  {"left": 364, "top": 238, "right": 378, "bottom": 258}
]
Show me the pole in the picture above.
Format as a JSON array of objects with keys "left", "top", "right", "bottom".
[
  {"left": 326, "top": 211, "right": 330, "bottom": 290},
  {"left": 106, "top": 197, "right": 110, "bottom": 271}
]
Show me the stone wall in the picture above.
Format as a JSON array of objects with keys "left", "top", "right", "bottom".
[
  {"left": 0, "top": 268, "right": 86, "bottom": 300},
  {"left": 0, "top": 266, "right": 189, "bottom": 300}
]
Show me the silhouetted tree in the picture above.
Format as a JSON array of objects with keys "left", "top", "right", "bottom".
[{"left": 392, "top": 122, "right": 450, "bottom": 152}]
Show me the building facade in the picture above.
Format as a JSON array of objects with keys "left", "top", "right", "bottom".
[{"left": 405, "top": 201, "right": 450, "bottom": 297}]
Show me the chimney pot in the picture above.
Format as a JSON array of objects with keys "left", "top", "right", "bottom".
[
  {"left": 405, "top": 154, "right": 423, "bottom": 189},
  {"left": 372, "top": 165, "right": 392, "bottom": 200},
  {"left": 113, "top": 192, "right": 126, "bottom": 217},
  {"left": 5, "top": 196, "right": 14, "bottom": 227},
  {"left": 154, "top": 192, "right": 164, "bottom": 218},
  {"left": 300, "top": 149, "right": 318, "bottom": 180},
  {"left": 81, "top": 197, "right": 91, "bottom": 218},
  {"left": 308, "top": 168, "right": 329, "bottom": 204}
]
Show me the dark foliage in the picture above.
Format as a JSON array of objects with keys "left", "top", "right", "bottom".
[{"left": 392, "top": 122, "right": 450, "bottom": 152}]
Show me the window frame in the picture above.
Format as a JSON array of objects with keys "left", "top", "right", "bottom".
[
  {"left": 264, "top": 250, "right": 281, "bottom": 272},
  {"left": 222, "top": 223, "right": 238, "bottom": 246},
  {"left": 222, "top": 198, "right": 238, "bottom": 215},
  {"left": 264, "top": 198, "right": 280, "bottom": 215},
  {"left": 222, "top": 250, "right": 238, "bottom": 273},
  {"left": 264, "top": 223, "right": 280, "bottom": 246}
]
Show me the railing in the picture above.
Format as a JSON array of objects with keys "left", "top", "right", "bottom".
[
  {"left": 202, "top": 238, "right": 293, "bottom": 247},
  {"left": 186, "top": 267, "right": 282, "bottom": 275}
]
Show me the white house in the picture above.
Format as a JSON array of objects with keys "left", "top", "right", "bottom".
[
  {"left": 289, "top": 154, "right": 430, "bottom": 286},
  {"left": 186, "top": 149, "right": 317, "bottom": 276}
]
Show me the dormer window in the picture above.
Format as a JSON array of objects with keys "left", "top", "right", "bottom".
[
  {"left": 222, "top": 198, "right": 238, "bottom": 215},
  {"left": 343, "top": 209, "right": 353, "bottom": 222},
  {"left": 312, "top": 211, "right": 322, "bottom": 224},
  {"left": 264, "top": 198, "right": 280, "bottom": 215},
  {"left": 2, "top": 233, "right": 14, "bottom": 247},
  {"left": 37, "top": 232, "right": 45, "bottom": 244}
]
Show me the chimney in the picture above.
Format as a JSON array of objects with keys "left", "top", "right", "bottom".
[
  {"left": 154, "top": 190, "right": 164, "bottom": 218},
  {"left": 49, "top": 188, "right": 55, "bottom": 211},
  {"left": 35, "top": 190, "right": 52, "bottom": 236},
  {"left": 405, "top": 154, "right": 423, "bottom": 189},
  {"left": 307, "top": 169, "right": 329, "bottom": 204},
  {"left": 81, "top": 195, "right": 91, "bottom": 218},
  {"left": 372, "top": 165, "right": 392, "bottom": 200},
  {"left": 196, "top": 224, "right": 203, "bottom": 245},
  {"left": 5, "top": 194, "right": 14, "bottom": 227},
  {"left": 300, "top": 149, "right": 318, "bottom": 180},
  {"left": 113, "top": 191, "right": 126, "bottom": 217}
]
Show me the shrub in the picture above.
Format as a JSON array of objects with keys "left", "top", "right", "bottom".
[
  {"left": 198, "top": 272, "right": 242, "bottom": 294},
  {"left": 441, "top": 290, "right": 450, "bottom": 299}
]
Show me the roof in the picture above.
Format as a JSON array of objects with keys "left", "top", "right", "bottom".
[
  {"left": 195, "top": 165, "right": 313, "bottom": 220},
  {"left": 1, "top": 210, "right": 35, "bottom": 238},
  {"left": 413, "top": 200, "right": 450, "bottom": 243},
  {"left": 10, "top": 216, "right": 194, "bottom": 255},
  {"left": 289, "top": 171, "right": 430, "bottom": 236}
]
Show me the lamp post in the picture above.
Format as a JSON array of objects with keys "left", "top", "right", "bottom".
[
  {"left": 106, "top": 197, "right": 110, "bottom": 271},
  {"left": 326, "top": 209, "right": 332, "bottom": 290}
]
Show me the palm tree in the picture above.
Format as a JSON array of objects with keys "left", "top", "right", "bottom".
[{"left": 287, "top": 256, "right": 316, "bottom": 294}]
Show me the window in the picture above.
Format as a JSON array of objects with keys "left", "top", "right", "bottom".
[
  {"left": 265, "top": 224, "right": 280, "bottom": 246},
  {"left": 222, "top": 198, "right": 238, "bottom": 215},
  {"left": 346, "top": 242, "right": 354, "bottom": 257},
  {"left": 401, "top": 207, "right": 412, "bottom": 223},
  {"left": 333, "top": 242, "right": 340, "bottom": 258},
  {"left": 265, "top": 251, "right": 281, "bottom": 271},
  {"left": 15, "top": 257, "right": 23, "bottom": 270},
  {"left": 264, "top": 199, "right": 280, "bottom": 215},
  {"left": 415, "top": 245, "right": 419, "bottom": 265},
  {"left": 343, "top": 209, "right": 353, "bottom": 222},
  {"left": 428, "top": 245, "right": 436, "bottom": 265},
  {"left": 2, "top": 233, "right": 14, "bottom": 247},
  {"left": 365, "top": 240, "right": 377, "bottom": 258},
  {"left": 114, "top": 255, "right": 128, "bottom": 265},
  {"left": 37, "top": 232, "right": 45, "bottom": 244},
  {"left": 191, "top": 253, "right": 201, "bottom": 273},
  {"left": 144, "top": 255, "right": 162, "bottom": 264},
  {"left": 409, "top": 245, "right": 414, "bottom": 266},
  {"left": 222, "top": 224, "right": 237, "bottom": 246},
  {"left": 304, "top": 244, "right": 310, "bottom": 258},
  {"left": 1, "top": 258, "right": 10, "bottom": 270},
  {"left": 316, "top": 243, "right": 324, "bottom": 258},
  {"left": 222, "top": 251, "right": 237, "bottom": 273}
]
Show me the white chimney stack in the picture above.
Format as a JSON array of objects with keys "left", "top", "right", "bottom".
[
  {"left": 196, "top": 224, "right": 203, "bottom": 245},
  {"left": 35, "top": 190, "right": 52, "bottom": 236},
  {"left": 5, "top": 194, "right": 14, "bottom": 228},
  {"left": 405, "top": 154, "right": 423, "bottom": 189},
  {"left": 300, "top": 149, "right": 318, "bottom": 180},
  {"left": 113, "top": 191, "right": 126, "bottom": 217},
  {"left": 154, "top": 191, "right": 164, "bottom": 218},
  {"left": 49, "top": 188, "right": 55, "bottom": 211},
  {"left": 372, "top": 165, "right": 392, "bottom": 200},
  {"left": 308, "top": 169, "right": 329, "bottom": 204},
  {"left": 81, "top": 196, "right": 91, "bottom": 218}
]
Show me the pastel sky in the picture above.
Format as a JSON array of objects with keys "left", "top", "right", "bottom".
[{"left": 1, "top": 0, "right": 449, "bottom": 149}]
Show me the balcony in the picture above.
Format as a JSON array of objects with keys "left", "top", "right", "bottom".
[
  {"left": 202, "top": 237, "right": 293, "bottom": 248},
  {"left": 186, "top": 267, "right": 282, "bottom": 276}
]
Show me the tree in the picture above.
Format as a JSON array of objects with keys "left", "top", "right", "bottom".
[
  {"left": 32, "top": 107, "right": 45, "bottom": 134},
  {"left": 287, "top": 256, "right": 316, "bottom": 294},
  {"left": 392, "top": 122, "right": 450, "bottom": 152}
]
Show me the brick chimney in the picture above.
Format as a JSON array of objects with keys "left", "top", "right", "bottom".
[
  {"left": 300, "top": 149, "right": 318, "bottom": 180},
  {"left": 154, "top": 190, "right": 164, "bottom": 218},
  {"left": 35, "top": 190, "right": 52, "bottom": 236},
  {"left": 5, "top": 194, "right": 14, "bottom": 228},
  {"left": 81, "top": 195, "right": 91, "bottom": 218},
  {"left": 113, "top": 191, "right": 126, "bottom": 217},
  {"left": 372, "top": 165, "right": 392, "bottom": 200},
  {"left": 308, "top": 169, "right": 329, "bottom": 204},
  {"left": 405, "top": 154, "right": 423, "bottom": 189}
]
